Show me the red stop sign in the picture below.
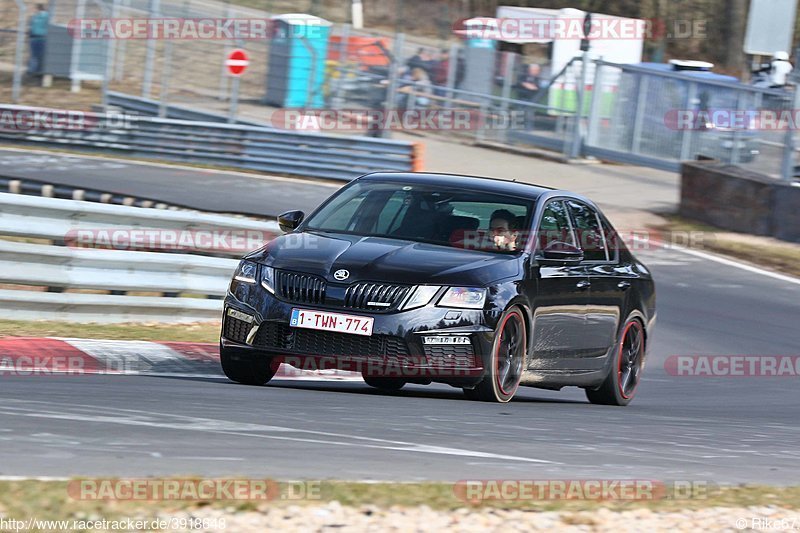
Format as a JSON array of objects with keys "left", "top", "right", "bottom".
[{"left": 226, "top": 49, "right": 250, "bottom": 76}]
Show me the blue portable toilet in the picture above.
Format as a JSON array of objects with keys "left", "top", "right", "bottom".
[{"left": 265, "top": 14, "right": 332, "bottom": 108}]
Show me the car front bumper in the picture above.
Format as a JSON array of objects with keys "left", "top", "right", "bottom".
[{"left": 220, "top": 282, "right": 495, "bottom": 384}]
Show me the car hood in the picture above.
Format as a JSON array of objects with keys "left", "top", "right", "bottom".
[{"left": 248, "top": 231, "right": 520, "bottom": 286}]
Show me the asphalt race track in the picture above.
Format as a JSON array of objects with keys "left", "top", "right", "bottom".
[
  {"left": 1, "top": 245, "right": 798, "bottom": 483},
  {"left": 0, "top": 149, "right": 339, "bottom": 217}
]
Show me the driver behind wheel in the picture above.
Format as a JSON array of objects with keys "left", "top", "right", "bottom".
[{"left": 489, "top": 209, "right": 519, "bottom": 251}]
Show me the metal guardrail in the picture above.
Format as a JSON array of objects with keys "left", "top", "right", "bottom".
[
  {"left": 0, "top": 289, "right": 223, "bottom": 323},
  {"left": 106, "top": 92, "right": 268, "bottom": 126},
  {"left": 0, "top": 239, "right": 237, "bottom": 295},
  {"left": 0, "top": 192, "right": 279, "bottom": 256},
  {"left": 0, "top": 193, "right": 279, "bottom": 322},
  {"left": 0, "top": 104, "right": 421, "bottom": 181}
]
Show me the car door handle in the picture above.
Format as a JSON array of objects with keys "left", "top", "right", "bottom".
[
  {"left": 576, "top": 280, "right": 591, "bottom": 290},
  {"left": 617, "top": 281, "right": 632, "bottom": 291}
]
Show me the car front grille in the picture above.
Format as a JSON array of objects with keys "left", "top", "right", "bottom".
[
  {"left": 343, "top": 282, "right": 411, "bottom": 311},
  {"left": 423, "top": 343, "right": 479, "bottom": 368},
  {"left": 253, "top": 322, "right": 411, "bottom": 361},
  {"left": 275, "top": 270, "right": 326, "bottom": 305},
  {"left": 223, "top": 315, "right": 251, "bottom": 344},
  {"left": 274, "top": 270, "right": 409, "bottom": 312}
]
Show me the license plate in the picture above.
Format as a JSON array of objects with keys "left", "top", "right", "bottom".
[{"left": 290, "top": 308, "right": 374, "bottom": 336}]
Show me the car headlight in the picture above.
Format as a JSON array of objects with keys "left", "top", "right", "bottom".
[
  {"left": 233, "top": 260, "right": 258, "bottom": 284},
  {"left": 400, "top": 285, "right": 441, "bottom": 310},
  {"left": 437, "top": 287, "right": 487, "bottom": 309},
  {"left": 261, "top": 265, "right": 275, "bottom": 294}
]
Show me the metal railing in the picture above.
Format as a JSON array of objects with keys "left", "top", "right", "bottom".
[
  {"left": 0, "top": 104, "right": 421, "bottom": 181},
  {"left": 0, "top": 190, "right": 279, "bottom": 256},
  {"left": 0, "top": 192, "right": 279, "bottom": 322}
]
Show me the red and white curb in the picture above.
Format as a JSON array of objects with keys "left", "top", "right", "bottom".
[{"left": 0, "top": 337, "right": 361, "bottom": 381}]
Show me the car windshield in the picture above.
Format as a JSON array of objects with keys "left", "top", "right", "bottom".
[{"left": 303, "top": 180, "right": 534, "bottom": 253}]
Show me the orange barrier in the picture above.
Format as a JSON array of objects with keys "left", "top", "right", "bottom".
[
  {"left": 411, "top": 142, "right": 425, "bottom": 172},
  {"left": 327, "top": 36, "right": 391, "bottom": 66}
]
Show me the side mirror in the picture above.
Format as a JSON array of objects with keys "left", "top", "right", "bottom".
[
  {"left": 539, "top": 241, "right": 584, "bottom": 265},
  {"left": 278, "top": 210, "right": 304, "bottom": 233}
]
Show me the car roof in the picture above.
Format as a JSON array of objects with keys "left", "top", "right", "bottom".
[{"left": 357, "top": 171, "right": 556, "bottom": 200}]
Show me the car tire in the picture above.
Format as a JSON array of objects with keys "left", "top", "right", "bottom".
[
  {"left": 362, "top": 375, "right": 406, "bottom": 391},
  {"left": 220, "top": 347, "right": 278, "bottom": 386},
  {"left": 465, "top": 306, "right": 527, "bottom": 403},
  {"left": 586, "top": 318, "right": 645, "bottom": 406}
]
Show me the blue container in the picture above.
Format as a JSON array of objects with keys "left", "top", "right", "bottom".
[{"left": 265, "top": 14, "right": 331, "bottom": 108}]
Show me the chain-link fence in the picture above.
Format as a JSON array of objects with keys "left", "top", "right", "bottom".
[
  {"left": 584, "top": 61, "right": 795, "bottom": 178},
  {"left": 2, "top": 0, "right": 798, "bottom": 181}
]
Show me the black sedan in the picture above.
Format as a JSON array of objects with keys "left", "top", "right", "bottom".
[{"left": 221, "top": 172, "right": 656, "bottom": 404}]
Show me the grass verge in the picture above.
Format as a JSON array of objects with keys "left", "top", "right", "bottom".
[{"left": 0, "top": 480, "right": 798, "bottom": 524}]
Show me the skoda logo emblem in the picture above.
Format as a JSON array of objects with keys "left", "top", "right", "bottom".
[{"left": 333, "top": 269, "right": 350, "bottom": 281}]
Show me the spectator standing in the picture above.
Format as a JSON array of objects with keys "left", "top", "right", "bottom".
[
  {"left": 770, "top": 51, "right": 793, "bottom": 88},
  {"left": 516, "top": 63, "right": 542, "bottom": 101},
  {"left": 28, "top": 4, "right": 49, "bottom": 75}
]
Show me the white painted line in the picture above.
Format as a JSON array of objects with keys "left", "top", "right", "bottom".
[
  {"left": 0, "top": 400, "right": 557, "bottom": 465},
  {"left": 633, "top": 235, "right": 800, "bottom": 286},
  {"left": 671, "top": 246, "right": 800, "bottom": 286}
]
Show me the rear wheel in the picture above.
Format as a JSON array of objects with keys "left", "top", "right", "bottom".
[
  {"left": 363, "top": 375, "right": 406, "bottom": 391},
  {"left": 220, "top": 347, "right": 278, "bottom": 386},
  {"left": 464, "top": 306, "right": 526, "bottom": 403},
  {"left": 586, "top": 318, "right": 645, "bottom": 406}
]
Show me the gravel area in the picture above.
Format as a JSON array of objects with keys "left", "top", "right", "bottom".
[{"left": 164, "top": 502, "right": 800, "bottom": 532}]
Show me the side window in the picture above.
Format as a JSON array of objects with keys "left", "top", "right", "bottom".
[
  {"left": 536, "top": 200, "right": 575, "bottom": 252},
  {"left": 566, "top": 201, "right": 608, "bottom": 262},
  {"left": 600, "top": 216, "right": 620, "bottom": 263}
]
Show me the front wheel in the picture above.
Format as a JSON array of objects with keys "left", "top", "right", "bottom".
[
  {"left": 586, "top": 318, "right": 645, "bottom": 406},
  {"left": 220, "top": 347, "right": 278, "bottom": 385},
  {"left": 464, "top": 306, "right": 527, "bottom": 403}
]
